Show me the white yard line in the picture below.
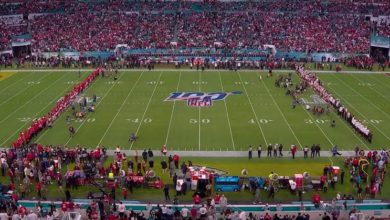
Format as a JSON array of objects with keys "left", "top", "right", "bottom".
[
  {"left": 164, "top": 71, "right": 182, "bottom": 145},
  {"left": 334, "top": 113, "right": 371, "bottom": 150},
  {"left": 0, "top": 82, "right": 75, "bottom": 146},
  {"left": 217, "top": 70, "right": 235, "bottom": 150},
  {"left": 302, "top": 74, "right": 369, "bottom": 150},
  {"left": 130, "top": 72, "right": 163, "bottom": 150},
  {"left": 368, "top": 74, "right": 390, "bottom": 90},
  {"left": 0, "top": 72, "right": 30, "bottom": 94},
  {"left": 97, "top": 71, "right": 144, "bottom": 146},
  {"left": 349, "top": 74, "right": 390, "bottom": 103},
  {"left": 333, "top": 74, "right": 390, "bottom": 120},
  {"left": 0, "top": 73, "right": 51, "bottom": 107},
  {"left": 0, "top": 73, "right": 69, "bottom": 125},
  {"left": 326, "top": 83, "right": 390, "bottom": 141},
  {"left": 237, "top": 72, "right": 268, "bottom": 146},
  {"left": 64, "top": 74, "right": 125, "bottom": 146},
  {"left": 198, "top": 71, "right": 201, "bottom": 151},
  {"left": 300, "top": 106, "right": 334, "bottom": 147},
  {"left": 260, "top": 79, "right": 304, "bottom": 149}
]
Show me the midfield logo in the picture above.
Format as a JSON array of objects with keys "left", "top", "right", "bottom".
[{"left": 165, "top": 91, "right": 242, "bottom": 107}]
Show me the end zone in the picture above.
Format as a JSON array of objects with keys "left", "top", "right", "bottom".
[{"left": 0, "top": 72, "right": 15, "bottom": 81}]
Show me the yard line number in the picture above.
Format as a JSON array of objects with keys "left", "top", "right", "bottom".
[
  {"left": 304, "top": 119, "right": 329, "bottom": 124},
  {"left": 148, "top": 81, "right": 164, "bottom": 85},
  {"left": 362, "top": 119, "right": 382, "bottom": 124},
  {"left": 26, "top": 81, "right": 41, "bottom": 85},
  {"left": 189, "top": 118, "right": 210, "bottom": 124},
  {"left": 65, "top": 81, "right": 80, "bottom": 85},
  {"left": 304, "top": 119, "right": 382, "bottom": 124},
  {"left": 75, "top": 118, "right": 96, "bottom": 123},
  {"left": 16, "top": 117, "right": 96, "bottom": 123},
  {"left": 358, "top": 82, "right": 374, "bottom": 87},
  {"left": 126, "top": 118, "right": 153, "bottom": 123},
  {"left": 192, "top": 81, "right": 207, "bottom": 85},
  {"left": 106, "top": 81, "right": 122, "bottom": 85},
  {"left": 234, "top": 81, "right": 249, "bottom": 85},
  {"left": 248, "top": 118, "right": 273, "bottom": 124}
]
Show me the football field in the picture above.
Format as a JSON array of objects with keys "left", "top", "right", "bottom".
[{"left": 0, "top": 69, "right": 389, "bottom": 151}]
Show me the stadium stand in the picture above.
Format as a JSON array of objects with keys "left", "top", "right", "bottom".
[{"left": 0, "top": 0, "right": 389, "bottom": 54}]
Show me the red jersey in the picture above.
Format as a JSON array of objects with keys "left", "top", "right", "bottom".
[{"left": 61, "top": 202, "right": 68, "bottom": 212}]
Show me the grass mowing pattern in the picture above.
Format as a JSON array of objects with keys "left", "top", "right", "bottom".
[{"left": 0, "top": 70, "right": 389, "bottom": 150}]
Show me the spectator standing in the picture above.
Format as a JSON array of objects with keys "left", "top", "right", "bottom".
[
  {"left": 304, "top": 146, "right": 309, "bottom": 158},
  {"left": 181, "top": 206, "right": 189, "bottom": 219},
  {"left": 267, "top": 144, "right": 272, "bottom": 157},
  {"left": 254, "top": 187, "right": 261, "bottom": 204},
  {"left": 278, "top": 144, "right": 283, "bottom": 157},
  {"left": 163, "top": 185, "right": 170, "bottom": 201},
  {"left": 273, "top": 144, "right": 278, "bottom": 157},
  {"left": 220, "top": 194, "right": 228, "bottom": 213},
  {"left": 291, "top": 145, "right": 297, "bottom": 159},
  {"left": 257, "top": 145, "right": 262, "bottom": 158}
]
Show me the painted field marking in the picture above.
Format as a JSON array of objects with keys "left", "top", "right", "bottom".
[
  {"left": 248, "top": 118, "right": 274, "bottom": 124},
  {"left": 0, "top": 73, "right": 51, "bottom": 107},
  {"left": 304, "top": 119, "right": 329, "bottom": 124},
  {"left": 351, "top": 74, "right": 390, "bottom": 103},
  {"left": 260, "top": 78, "right": 305, "bottom": 149},
  {"left": 301, "top": 108, "right": 334, "bottom": 147},
  {"left": 189, "top": 118, "right": 210, "bottom": 124},
  {"left": 0, "top": 72, "right": 30, "bottom": 94},
  {"left": 0, "top": 81, "right": 75, "bottom": 146},
  {"left": 357, "top": 82, "right": 374, "bottom": 87},
  {"left": 218, "top": 70, "right": 235, "bottom": 150},
  {"left": 74, "top": 118, "right": 96, "bottom": 123},
  {"left": 336, "top": 115, "right": 370, "bottom": 150},
  {"left": 148, "top": 81, "right": 164, "bottom": 85},
  {"left": 236, "top": 72, "right": 268, "bottom": 146},
  {"left": 16, "top": 117, "right": 36, "bottom": 122},
  {"left": 333, "top": 74, "right": 390, "bottom": 120},
  {"left": 192, "top": 81, "right": 207, "bottom": 85},
  {"left": 367, "top": 74, "right": 390, "bottom": 90},
  {"left": 321, "top": 80, "right": 371, "bottom": 149},
  {"left": 63, "top": 74, "right": 125, "bottom": 145},
  {"left": 106, "top": 81, "right": 122, "bottom": 85},
  {"left": 0, "top": 73, "right": 69, "bottom": 124},
  {"left": 126, "top": 118, "right": 153, "bottom": 123},
  {"left": 325, "top": 79, "right": 390, "bottom": 142},
  {"left": 26, "top": 81, "right": 41, "bottom": 85},
  {"left": 198, "top": 72, "right": 201, "bottom": 151},
  {"left": 65, "top": 81, "right": 80, "bottom": 85},
  {"left": 97, "top": 71, "right": 144, "bottom": 146},
  {"left": 0, "top": 72, "right": 15, "bottom": 82},
  {"left": 234, "top": 81, "right": 249, "bottom": 85},
  {"left": 363, "top": 119, "right": 382, "bottom": 124},
  {"left": 164, "top": 71, "right": 182, "bottom": 145},
  {"left": 130, "top": 72, "right": 163, "bottom": 150}
]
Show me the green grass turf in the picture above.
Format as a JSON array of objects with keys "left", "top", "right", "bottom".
[
  {"left": 0, "top": 70, "right": 389, "bottom": 150},
  {"left": 0, "top": 156, "right": 387, "bottom": 203}
]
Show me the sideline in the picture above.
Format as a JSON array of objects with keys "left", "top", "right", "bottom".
[
  {"left": 0, "top": 149, "right": 362, "bottom": 157},
  {"left": 1, "top": 69, "right": 389, "bottom": 74}
]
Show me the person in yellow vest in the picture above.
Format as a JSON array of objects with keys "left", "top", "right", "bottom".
[{"left": 108, "top": 172, "right": 114, "bottom": 180}]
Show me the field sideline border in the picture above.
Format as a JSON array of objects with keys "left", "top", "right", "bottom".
[
  {"left": 1, "top": 69, "right": 389, "bottom": 74},
  {"left": 0, "top": 147, "right": 360, "bottom": 158}
]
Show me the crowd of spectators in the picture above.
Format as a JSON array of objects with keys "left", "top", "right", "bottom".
[
  {"left": 345, "top": 148, "right": 388, "bottom": 201},
  {"left": 0, "top": 0, "right": 389, "bottom": 15},
  {"left": 0, "top": 0, "right": 389, "bottom": 53}
]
